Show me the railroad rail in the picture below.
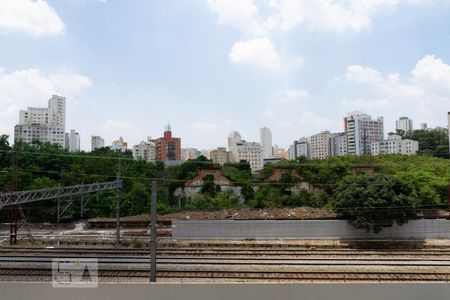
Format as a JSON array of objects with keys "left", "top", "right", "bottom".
[{"left": 0, "top": 268, "right": 448, "bottom": 282}]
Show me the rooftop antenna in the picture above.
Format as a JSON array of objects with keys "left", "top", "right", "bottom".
[{"left": 165, "top": 123, "right": 171, "bottom": 132}]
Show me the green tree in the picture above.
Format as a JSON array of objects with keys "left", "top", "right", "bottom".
[
  {"left": 333, "top": 173, "right": 419, "bottom": 233},
  {"left": 200, "top": 174, "right": 221, "bottom": 197}
]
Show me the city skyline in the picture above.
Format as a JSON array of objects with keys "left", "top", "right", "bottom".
[
  {"left": 1, "top": 1, "right": 450, "bottom": 150},
  {"left": 9, "top": 95, "right": 449, "bottom": 154}
]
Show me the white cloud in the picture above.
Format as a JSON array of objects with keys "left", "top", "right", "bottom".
[
  {"left": 297, "top": 111, "right": 337, "bottom": 130},
  {"left": 229, "top": 37, "right": 303, "bottom": 70},
  {"left": 0, "top": 68, "right": 92, "bottom": 109},
  {"left": 0, "top": 67, "right": 92, "bottom": 141},
  {"left": 189, "top": 121, "right": 220, "bottom": 131},
  {"left": 229, "top": 38, "right": 281, "bottom": 69},
  {"left": 268, "top": 0, "right": 429, "bottom": 33},
  {"left": 0, "top": 0, "right": 64, "bottom": 37},
  {"left": 277, "top": 121, "right": 292, "bottom": 128},
  {"left": 207, "top": 0, "right": 263, "bottom": 37},
  {"left": 263, "top": 109, "right": 277, "bottom": 119},
  {"left": 102, "top": 119, "right": 133, "bottom": 132},
  {"left": 341, "top": 98, "right": 390, "bottom": 110},
  {"left": 274, "top": 87, "right": 309, "bottom": 104},
  {"left": 340, "top": 54, "right": 450, "bottom": 125},
  {"left": 411, "top": 54, "right": 450, "bottom": 94}
]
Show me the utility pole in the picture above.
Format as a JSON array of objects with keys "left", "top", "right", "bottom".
[
  {"left": 80, "top": 194, "right": 84, "bottom": 219},
  {"left": 150, "top": 181, "right": 157, "bottom": 282},
  {"left": 57, "top": 199, "right": 60, "bottom": 223},
  {"left": 116, "top": 172, "right": 121, "bottom": 246}
]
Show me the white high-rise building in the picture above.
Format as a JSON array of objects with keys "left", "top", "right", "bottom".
[
  {"left": 14, "top": 95, "right": 66, "bottom": 148},
  {"left": 344, "top": 111, "right": 384, "bottom": 155},
  {"left": 396, "top": 117, "right": 413, "bottom": 133},
  {"left": 260, "top": 127, "right": 273, "bottom": 159},
  {"left": 66, "top": 129, "right": 80, "bottom": 152},
  {"left": 19, "top": 95, "right": 66, "bottom": 129},
  {"left": 309, "top": 131, "right": 331, "bottom": 160},
  {"left": 111, "top": 137, "right": 128, "bottom": 152},
  {"left": 228, "top": 131, "right": 242, "bottom": 148},
  {"left": 91, "top": 135, "right": 105, "bottom": 151},
  {"left": 133, "top": 139, "right": 156, "bottom": 162},
  {"left": 228, "top": 131, "right": 263, "bottom": 172},
  {"left": 371, "top": 134, "right": 419, "bottom": 155},
  {"left": 330, "top": 132, "right": 348, "bottom": 157},
  {"left": 289, "top": 137, "right": 309, "bottom": 160}
]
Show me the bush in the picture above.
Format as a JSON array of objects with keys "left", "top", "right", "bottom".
[
  {"left": 333, "top": 173, "right": 419, "bottom": 233},
  {"left": 186, "top": 191, "right": 239, "bottom": 211}
]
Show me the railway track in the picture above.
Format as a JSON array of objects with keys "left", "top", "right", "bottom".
[
  {"left": 2, "top": 246, "right": 450, "bottom": 282},
  {"left": 0, "top": 268, "right": 448, "bottom": 282},
  {"left": 5, "top": 247, "right": 450, "bottom": 256}
]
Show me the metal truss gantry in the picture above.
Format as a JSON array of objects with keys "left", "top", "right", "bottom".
[
  {"left": 1, "top": 178, "right": 123, "bottom": 245},
  {"left": 0, "top": 180, "right": 122, "bottom": 208}
]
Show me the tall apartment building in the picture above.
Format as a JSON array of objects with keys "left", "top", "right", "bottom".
[
  {"left": 228, "top": 131, "right": 263, "bottom": 172},
  {"left": 210, "top": 147, "right": 231, "bottom": 166},
  {"left": 396, "top": 117, "right": 413, "bottom": 133},
  {"left": 66, "top": 129, "right": 80, "bottom": 152},
  {"left": 330, "top": 132, "right": 348, "bottom": 157},
  {"left": 111, "top": 137, "right": 128, "bottom": 152},
  {"left": 132, "top": 139, "right": 156, "bottom": 162},
  {"left": 420, "top": 123, "right": 428, "bottom": 130},
  {"left": 14, "top": 95, "right": 66, "bottom": 148},
  {"left": 371, "top": 134, "right": 419, "bottom": 155},
  {"left": 289, "top": 137, "right": 309, "bottom": 160},
  {"left": 155, "top": 124, "right": 181, "bottom": 161},
  {"left": 260, "top": 127, "right": 273, "bottom": 159},
  {"left": 309, "top": 131, "right": 331, "bottom": 160},
  {"left": 344, "top": 111, "right": 384, "bottom": 155},
  {"left": 91, "top": 135, "right": 105, "bottom": 151},
  {"left": 228, "top": 131, "right": 242, "bottom": 149}
]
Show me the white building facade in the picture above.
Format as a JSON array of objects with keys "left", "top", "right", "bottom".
[
  {"left": 228, "top": 131, "right": 263, "bottom": 172},
  {"left": 371, "top": 134, "right": 419, "bottom": 155},
  {"left": 345, "top": 111, "right": 384, "bottom": 155},
  {"left": 289, "top": 137, "right": 309, "bottom": 160},
  {"left": 66, "top": 129, "right": 80, "bottom": 152},
  {"left": 132, "top": 140, "right": 156, "bottom": 162},
  {"left": 396, "top": 117, "right": 413, "bottom": 133},
  {"left": 14, "top": 95, "right": 66, "bottom": 148},
  {"left": 111, "top": 137, "right": 128, "bottom": 152},
  {"left": 330, "top": 132, "right": 348, "bottom": 157},
  {"left": 259, "top": 127, "right": 273, "bottom": 159},
  {"left": 91, "top": 135, "right": 105, "bottom": 151},
  {"left": 309, "top": 131, "right": 331, "bottom": 160}
]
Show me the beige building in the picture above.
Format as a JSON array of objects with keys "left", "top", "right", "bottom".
[
  {"left": 309, "top": 131, "right": 331, "bottom": 160},
  {"left": 210, "top": 147, "right": 231, "bottom": 165},
  {"left": 228, "top": 131, "right": 263, "bottom": 173}
]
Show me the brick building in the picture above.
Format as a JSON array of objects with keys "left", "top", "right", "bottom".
[{"left": 155, "top": 124, "right": 181, "bottom": 161}]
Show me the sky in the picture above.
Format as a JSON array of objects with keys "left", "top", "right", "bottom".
[{"left": 0, "top": 0, "right": 449, "bottom": 151}]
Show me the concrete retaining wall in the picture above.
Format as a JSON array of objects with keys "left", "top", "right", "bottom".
[
  {"left": 172, "top": 219, "right": 450, "bottom": 240},
  {"left": 2, "top": 283, "right": 450, "bottom": 300}
]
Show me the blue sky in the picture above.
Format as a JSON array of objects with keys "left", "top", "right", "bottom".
[{"left": 0, "top": 0, "right": 449, "bottom": 151}]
